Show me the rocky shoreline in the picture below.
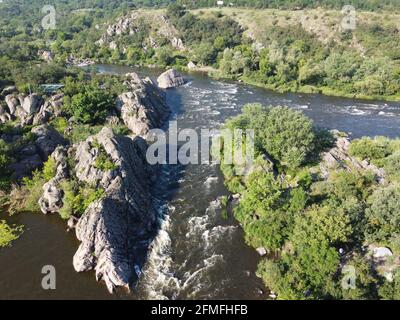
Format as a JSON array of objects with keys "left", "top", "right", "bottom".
[{"left": 1, "top": 72, "right": 171, "bottom": 292}]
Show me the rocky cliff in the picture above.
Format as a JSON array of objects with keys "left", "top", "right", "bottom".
[
  {"left": 116, "top": 73, "right": 170, "bottom": 136},
  {"left": 72, "top": 128, "right": 158, "bottom": 293},
  {"left": 34, "top": 72, "right": 170, "bottom": 293},
  {"left": 97, "top": 10, "right": 185, "bottom": 53}
]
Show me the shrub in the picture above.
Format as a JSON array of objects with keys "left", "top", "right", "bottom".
[
  {"left": 0, "top": 220, "right": 23, "bottom": 248},
  {"left": 349, "top": 137, "right": 390, "bottom": 163},
  {"left": 64, "top": 85, "right": 115, "bottom": 124},
  {"left": 59, "top": 180, "right": 105, "bottom": 220},
  {"left": 365, "top": 184, "right": 400, "bottom": 244},
  {"left": 42, "top": 157, "right": 57, "bottom": 182},
  {"left": 51, "top": 117, "right": 68, "bottom": 135}
]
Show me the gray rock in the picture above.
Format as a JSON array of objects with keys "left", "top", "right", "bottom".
[
  {"left": 0, "top": 111, "right": 12, "bottom": 124},
  {"left": 20, "top": 144, "right": 38, "bottom": 157},
  {"left": 73, "top": 127, "right": 159, "bottom": 293},
  {"left": 9, "top": 154, "right": 43, "bottom": 180},
  {"left": 5, "top": 94, "right": 19, "bottom": 115},
  {"left": 256, "top": 247, "right": 267, "bottom": 256},
  {"left": 67, "top": 216, "right": 78, "bottom": 230},
  {"left": 38, "top": 146, "right": 69, "bottom": 214},
  {"left": 1, "top": 86, "right": 17, "bottom": 96},
  {"left": 157, "top": 69, "right": 186, "bottom": 89},
  {"left": 371, "top": 246, "right": 393, "bottom": 259},
  {"left": 31, "top": 125, "right": 67, "bottom": 160},
  {"left": 320, "top": 136, "right": 385, "bottom": 183},
  {"left": 38, "top": 50, "right": 54, "bottom": 62},
  {"left": 22, "top": 94, "right": 42, "bottom": 115},
  {"left": 33, "top": 102, "right": 51, "bottom": 125},
  {"left": 115, "top": 73, "right": 170, "bottom": 136},
  {"left": 39, "top": 180, "right": 64, "bottom": 214},
  {"left": 187, "top": 61, "right": 197, "bottom": 70}
]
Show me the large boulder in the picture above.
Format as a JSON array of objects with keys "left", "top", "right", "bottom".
[
  {"left": 1, "top": 86, "right": 17, "bottom": 97},
  {"left": 72, "top": 127, "right": 159, "bottom": 293},
  {"left": 31, "top": 124, "right": 67, "bottom": 160},
  {"left": 5, "top": 94, "right": 19, "bottom": 115},
  {"left": 157, "top": 69, "right": 186, "bottom": 89},
  {"left": 0, "top": 106, "right": 11, "bottom": 124},
  {"left": 39, "top": 146, "right": 69, "bottom": 214},
  {"left": 9, "top": 154, "right": 43, "bottom": 180},
  {"left": 115, "top": 73, "right": 170, "bottom": 136},
  {"left": 22, "top": 94, "right": 42, "bottom": 115}
]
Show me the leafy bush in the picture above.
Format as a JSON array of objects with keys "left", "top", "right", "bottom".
[
  {"left": 42, "top": 157, "right": 57, "bottom": 182},
  {"left": 365, "top": 184, "right": 400, "bottom": 244},
  {"left": 51, "top": 117, "right": 69, "bottom": 135},
  {"left": 94, "top": 145, "right": 118, "bottom": 172},
  {"left": 59, "top": 180, "right": 104, "bottom": 220},
  {"left": 0, "top": 220, "right": 23, "bottom": 248},
  {"left": 349, "top": 137, "right": 391, "bottom": 163},
  {"left": 64, "top": 85, "right": 115, "bottom": 124}
]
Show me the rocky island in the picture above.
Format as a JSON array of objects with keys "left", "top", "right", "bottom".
[{"left": 1, "top": 72, "right": 170, "bottom": 292}]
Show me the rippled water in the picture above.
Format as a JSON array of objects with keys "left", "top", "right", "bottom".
[{"left": 1, "top": 65, "right": 400, "bottom": 299}]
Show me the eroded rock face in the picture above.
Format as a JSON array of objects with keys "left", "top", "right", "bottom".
[
  {"left": 115, "top": 73, "right": 170, "bottom": 136},
  {"left": 157, "top": 69, "right": 186, "bottom": 89},
  {"left": 22, "top": 94, "right": 42, "bottom": 115},
  {"left": 31, "top": 125, "right": 67, "bottom": 160},
  {"left": 97, "top": 11, "right": 185, "bottom": 52},
  {"left": 320, "top": 136, "right": 385, "bottom": 183},
  {"left": 5, "top": 95, "right": 19, "bottom": 115},
  {"left": 72, "top": 127, "right": 158, "bottom": 293},
  {"left": 39, "top": 146, "right": 69, "bottom": 214}
]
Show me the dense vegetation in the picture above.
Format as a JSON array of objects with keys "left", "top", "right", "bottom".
[
  {"left": 220, "top": 104, "right": 400, "bottom": 299},
  {"left": 177, "top": 0, "right": 400, "bottom": 11},
  {"left": 1, "top": 0, "right": 400, "bottom": 100},
  {"left": 0, "top": 220, "right": 23, "bottom": 248}
]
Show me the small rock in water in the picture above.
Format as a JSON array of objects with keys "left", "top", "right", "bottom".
[
  {"left": 256, "top": 247, "right": 267, "bottom": 256},
  {"left": 157, "top": 69, "right": 186, "bottom": 89},
  {"left": 256, "top": 288, "right": 264, "bottom": 295}
]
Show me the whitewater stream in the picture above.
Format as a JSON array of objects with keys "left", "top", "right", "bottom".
[{"left": 1, "top": 65, "right": 400, "bottom": 299}]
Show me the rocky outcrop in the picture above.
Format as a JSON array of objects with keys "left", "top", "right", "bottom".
[
  {"left": 22, "top": 94, "right": 42, "bottom": 115},
  {"left": 38, "top": 50, "right": 54, "bottom": 62},
  {"left": 115, "top": 73, "right": 170, "bottom": 136},
  {"left": 157, "top": 69, "right": 186, "bottom": 89},
  {"left": 187, "top": 61, "right": 197, "bottom": 70},
  {"left": 39, "top": 146, "right": 69, "bottom": 214},
  {"left": 0, "top": 105, "right": 12, "bottom": 124},
  {"left": 33, "top": 93, "right": 64, "bottom": 125},
  {"left": 320, "top": 135, "right": 385, "bottom": 183},
  {"left": 72, "top": 128, "right": 159, "bottom": 293},
  {"left": 1, "top": 86, "right": 17, "bottom": 97},
  {"left": 97, "top": 10, "right": 185, "bottom": 52},
  {"left": 5, "top": 94, "right": 19, "bottom": 115},
  {"left": 31, "top": 125, "right": 67, "bottom": 159}
]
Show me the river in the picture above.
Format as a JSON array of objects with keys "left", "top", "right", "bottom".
[{"left": 1, "top": 65, "right": 400, "bottom": 299}]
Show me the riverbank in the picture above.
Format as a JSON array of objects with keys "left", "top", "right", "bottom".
[{"left": 208, "top": 70, "right": 400, "bottom": 103}]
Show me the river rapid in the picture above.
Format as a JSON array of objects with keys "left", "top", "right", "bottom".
[{"left": 1, "top": 65, "right": 400, "bottom": 299}]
